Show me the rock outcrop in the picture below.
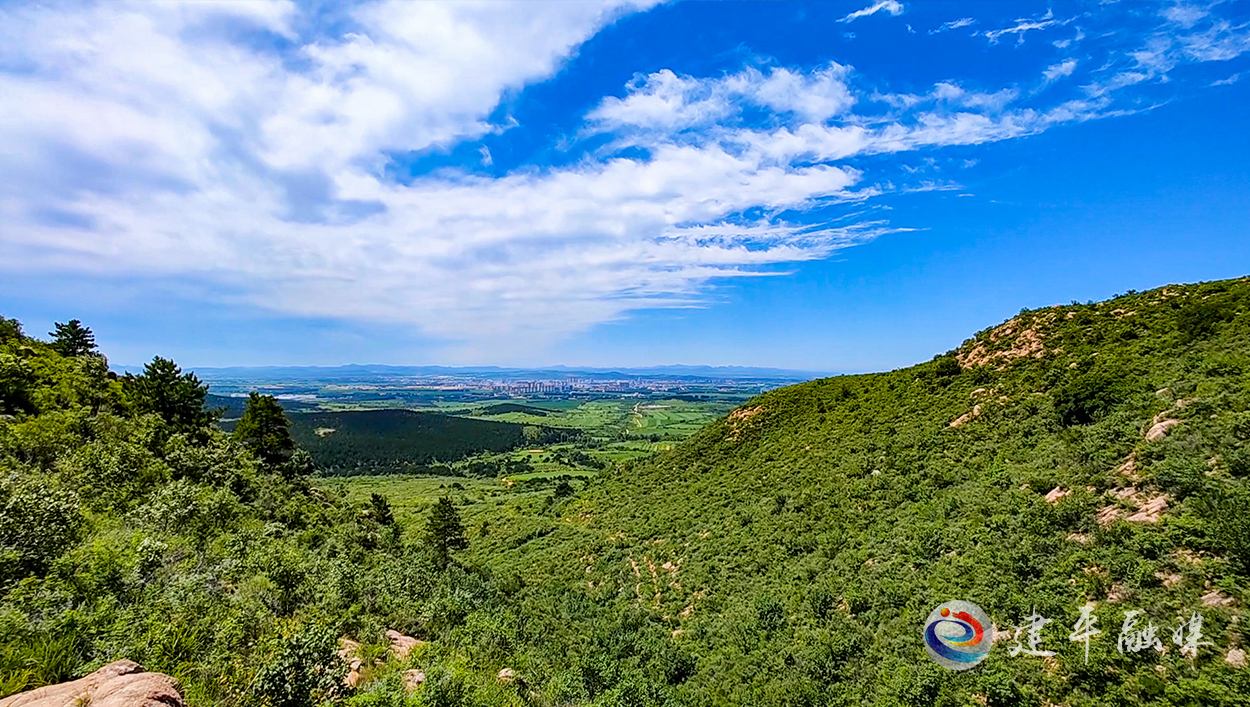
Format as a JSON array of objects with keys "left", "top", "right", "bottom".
[
  {"left": 0, "top": 660, "right": 184, "bottom": 707},
  {"left": 386, "top": 630, "right": 422, "bottom": 661}
]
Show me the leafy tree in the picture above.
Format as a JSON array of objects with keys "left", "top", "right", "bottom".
[
  {"left": 0, "top": 353, "right": 35, "bottom": 415},
  {"left": 1052, "top": 366, "right": 1133, "bottom": 426},
  {"left": 0, "top": 476, "right": 84, "bottom": 584},
  {"left": 426, "top": 496, "right": 467, "bottom": 565},
  {"left": 233, "top": 393, "right": 296, "bottom": 467},
  {"left": 49, "top": 320, "right": 95, "bottom": 357},
  {"left": 123, "top": 357, "right": 213, "bottom": 431},
  {"left": 0, "top": 317, "right": 23, "bottom": 344}
]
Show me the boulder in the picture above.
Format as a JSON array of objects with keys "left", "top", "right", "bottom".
[
  {"left": 402, "top": 670, "right": 426, "bottom": 692},
  {"left": 497, "top": 668, "right": 516, "bottom": 682},
  {"left": 1146, "top": 419, "right": 1181, "bottom": 442},
  {"left": 386, "top": 630, "right": 422, "bottom": 662},
  {"left": 0, "top": 660, "right": 184, "bottom": 707},
  {"left": 1125, "top": 495, "right": 1168, "bottom": 524},
  {"left": 1044, "top": 487, "right": 1070, "bottom": 504}
]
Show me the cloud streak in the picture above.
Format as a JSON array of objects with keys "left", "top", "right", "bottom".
[{"left": 839, "top": 1, "right": 904, "bottom": 24}]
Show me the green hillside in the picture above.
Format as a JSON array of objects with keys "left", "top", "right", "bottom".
[
  {"left": 3, "top": 277, "right": 1250, "bottom": 707},
  {"left": 467, "top": 277, "right": 1250, "bottom": 706}
]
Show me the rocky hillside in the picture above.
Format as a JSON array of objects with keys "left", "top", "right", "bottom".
[{"left": 476, "top": 277, "right": 1250, "bottom": 706}]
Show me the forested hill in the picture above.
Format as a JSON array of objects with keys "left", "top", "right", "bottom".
[
  {"left": 479, "top": 277, "right": 1250, "bottom": 706},
  {"left": 277, "top": 409, "right": 564, "bottom": 474}
]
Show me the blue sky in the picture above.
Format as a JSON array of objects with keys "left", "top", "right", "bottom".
[{"left": 1, "top": 0, "right": 1248, "bottom": 371}]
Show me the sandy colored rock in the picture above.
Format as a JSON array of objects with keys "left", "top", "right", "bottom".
[
  {"left": 1110, "top": 486, "right": 1140, "bottom": 501},
  {"left": 1155, "top": 571, "right": 1183, "bottom": 589},
  {"left": 957, "top": 318, "right": 1051, "bottom": 369},
  {"left": 1106, "top": 584, "right": 1130, "bottom": 603},
  {"left": 1227, "top": 648, "right": 1247, "bottom": 668},
  {"left": 386, "top": 630, "right": 423, "bottom": 661},
  {"left": 949, "top": 404, "right": 982, "bottom": 428},
  {"left": 1044, "top": 486, "right": 1070, "bottom": 504},
  {"left": 1175, "top": 549, "right": 1203, "bottom": 565},
  {"left": 1146, "top": 419, "right": 1181, "bottom": 441},
  {"left": 1202, "top": 590, "right": 1236, "bottom": 608},
  {"left": 1097, "top": 505, "right": 1122, "bottom": 527},
  {"left": 1067, "top": 532, "right": 1091, "bottom": 544},
  {"left": 1116, "top": 455, "right": 1141, "bottom": 481},
  {"left": 497, "top": 668, "right": 516, "bottom": 682},
  {"left": 403, "top": 670, "right": 426, "bottom": 692},
  {"left": 1126, "top": 495, "right": 1168, "bottom": 523},
  {"left": 0, "top": 660, "right": 183, "bottom": 707}
]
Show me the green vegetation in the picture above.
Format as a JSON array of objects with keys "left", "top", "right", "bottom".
[
  {"left": 233, "top": 393, "right": 297, "bottom": 467},
  {"left": 0, "top": 319, "right": 529, "bottom": 705},
  {"left": 475, "top": 403, "right": 558, "bottom": 417},
  {"left": 247, "top": 409, "right": 568, "bottom": 475},
  {"left": 4, "top": 276, "right": 1250, "bottom": 706},
  {"left": 470, "top": 278, "right": 1250, "bottom": 706}
]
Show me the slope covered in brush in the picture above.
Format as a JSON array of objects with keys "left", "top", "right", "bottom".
[
  {"left": 478, "top": 278, "right": 1250, "bottom": 706},
  {"left": 0, "top": 321, "right": 526, "bottom": 705}
]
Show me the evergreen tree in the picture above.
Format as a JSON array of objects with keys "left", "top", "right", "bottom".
[
  {"left": 123, "top": 357, "right": 213, "bottom": 431},
  {"left": 369, "top": 492, "right": 395, "bottom": 526},
  {"left": 49, "top": 319, "right": 96, "bottom": 357},
  {"left": 233, "top": 393, "right": 296, "bottom": 467},
  {"left": 426, "top": 496, "right": 467, "bottom": 565}
]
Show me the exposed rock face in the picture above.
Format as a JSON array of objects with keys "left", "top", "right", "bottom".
[
  {"left": 1202, "top": 590, "right": 1237, "bottom": 608},
  {"left": 386, "top": 630, "right": 422, "bottom": 662},
  {"left": 0, "top": 661, "right": 184, "bottom": 707},
  {"left": 949, "top": 404, "right": 982, "bottom": 428},
  {"left": 1126, "top": 495, "right": 1169, "bottom": 523},
  {"left": 1044, "top": 487, "right": 1070, "bottom": 504},
  {"left": 1146, "top": 419, "right": 1181, "bottom": 441}
]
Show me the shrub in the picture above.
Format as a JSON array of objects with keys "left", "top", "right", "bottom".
[
  {"left": 1053, "top": 367, "right": 1133, "bottom": 426},
  {"left": 251, "top": 623, "right": 344, "bottom": 707}
]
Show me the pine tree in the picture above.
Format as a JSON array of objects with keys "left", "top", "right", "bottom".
[
  {"left": 50, "top": 319, "right": 96, "bottom": 357},
  {"left": 123, "top": 357, "right": 213, "bottom": 431},
  {"left": 426, "top": 496, "right": 467, "bottom": 565},
  {"left": 233, "top": 393, "right": 296, "bottom": 467},
  {"left": 369, "top": 492, "right": 395, "bottom": 526}
]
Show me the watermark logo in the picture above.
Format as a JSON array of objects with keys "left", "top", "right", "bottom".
[{"left": 923, "top": 600, "right": 993, "bottom": 670}]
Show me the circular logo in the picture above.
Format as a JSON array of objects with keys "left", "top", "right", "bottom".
[{"left": 922, "top": 600, "right": 993, "bottom": 670}]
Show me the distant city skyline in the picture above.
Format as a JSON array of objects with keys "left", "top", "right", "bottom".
[{"left": 2, "top": 1, "right": 1248, "bottom": 370}]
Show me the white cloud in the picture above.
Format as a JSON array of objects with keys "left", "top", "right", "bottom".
[
  {"left": 839, "top": 1, "right": 903, "bottom": 24},
  {"left": 983, "top": 10, "right": 1070, "bottom": 44},
  {"left": 1161, "top": 4, "right": 1209, "bottom": 30},
  {"left": 2, "top": 0, "right": 1248, "bottom": 358},
  {"left": 931, "top": 17, "right": 976, "bottom": 35},
  {"left": 1044, "top": 59, "right": 1078, "bottom": 82},
  {"left": 590, "top": 63, "right": 856, "bottom": 133}
]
